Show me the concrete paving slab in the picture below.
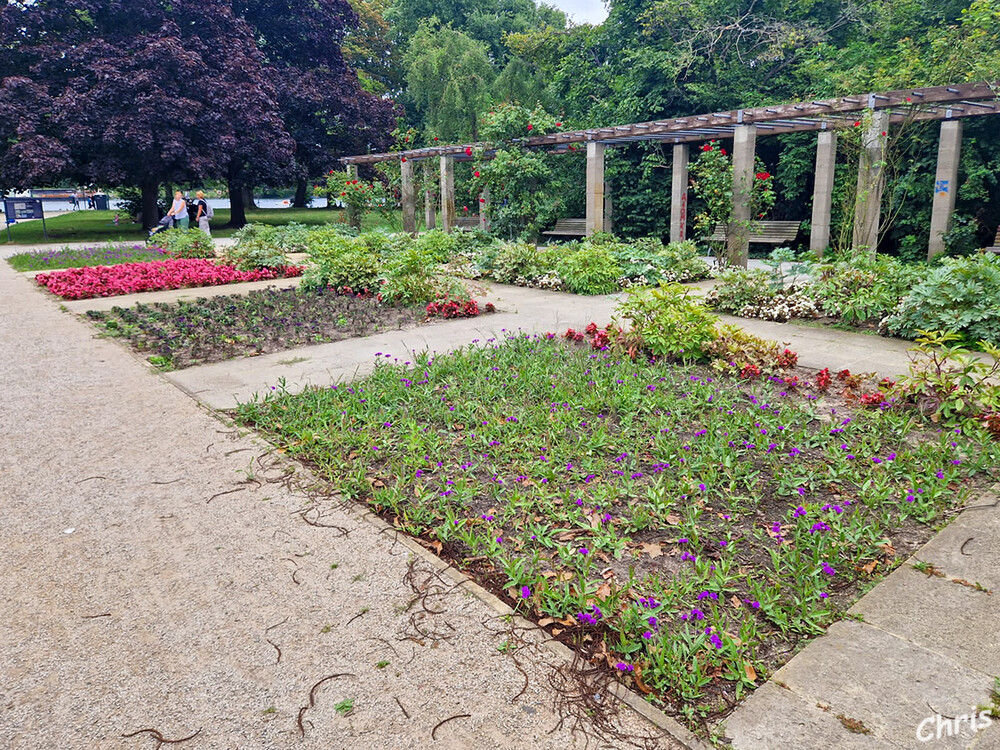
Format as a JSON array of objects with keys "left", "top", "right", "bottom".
[
  {"left": 768, "top": 620, "right": 994, "bottom": 749},
  {"left": 971, "top": 722, "right": 1000, "bottom": 749},
  {"left": 724, "top": 681, "right": 900, "bottom": 750},
  {"left": 850, "top": 562, "right": 1000, "bottom": 677}
]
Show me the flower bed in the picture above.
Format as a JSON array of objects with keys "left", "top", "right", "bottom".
[
  {"left": 236, "top": 332, "right": 999, "bottom": 730},
  {"left": 86, "top": 287, "right": 442, "bottom": 369},
  {"left": 35, "top": 258, "right": 303, "bottom": 300},
  {"left": 8, "top": 243, "right": 170, "bottom": 272}
]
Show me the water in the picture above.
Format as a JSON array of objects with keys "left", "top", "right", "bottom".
[{"left": 29, "top": 196, "right": 329, "bottom": 213}]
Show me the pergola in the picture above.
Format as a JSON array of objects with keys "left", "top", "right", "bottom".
[{"left": 341, "top": 82, "right": 1000, "bottom": 265}]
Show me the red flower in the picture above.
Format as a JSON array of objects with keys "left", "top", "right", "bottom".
[
  {"left": 527, "top": 124, "right": 533, "bottom": 131},
  {"left": 853, "top": 121, "right": 861, "bottom": 127},
  {"left": 701, "top": 144, "right": 713, "bottom": 152},
  {"left": 555, "top": 122, "right": 562, "bottom": 127},
  {"left": 462, "top": 205, "right": 468, "bottom": 212},
  {"left": 880, "top": 131, "right": 887, "bottom": 136},
  {"left": 720, "top": 148, "right": 727, "bottom": 155},
  {"left": 479, "top": 197, "right": 485, "bottom": 203},
  {"left": 465, "top": 146, "right": 473, "bottom": 156},
  {"left": 433, "top": 137, "right": 439, "bottom": 141},
  {"left": 756, "top": 171, "right": 770, "bottom": 180},
  {"left": 474, "top": 170, "right": 480, "bottom": 177},
  {"left": 401, "top": 157, "right": 407, "bottom": 162}
]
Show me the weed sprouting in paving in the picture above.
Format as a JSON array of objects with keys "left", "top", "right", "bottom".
[{"left": 235, "top": 332, "right": 1000, "bottom": 722}]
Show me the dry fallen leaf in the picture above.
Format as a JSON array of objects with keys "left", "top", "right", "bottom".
[
  {"left": 745, "top": 662, "right": 757, "bottom": 682},
  {"left": 538, "top": 617, "right": 555, "bottom": 627},
  {"left": 664, "top": 514, "right": 682, "bottom": 526},
  {"left": 860, "top": 560, "right": 877, "bottom": 575},
  {"left": 633, "top": 665, "right": 653, "bottom": 695},
  {"left": 640, "top": 542, "right": 663, "bottom": 559},
  {"left": 731, "top": 595, "right": 742, "bottom": 609}
]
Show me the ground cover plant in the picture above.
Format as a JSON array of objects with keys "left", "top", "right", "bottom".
[
  {"left": 85, "top": 287, "right": 438, "bottom": 369},
  {"left": 236, "top": 331, "right": 1000, "bottom": 733},
  {"left": 35, "top": 258, "right": 303, "bottom": 300},
  {"left": 7, "top": 243, "right": 170, "bottom": 272},
  {"left": 707, "top": 249, "right": 1000, "bottom": 346}
]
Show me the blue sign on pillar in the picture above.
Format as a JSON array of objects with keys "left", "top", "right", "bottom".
[{"left": 3, "top": 197, "right": 48, "bottom": 240}]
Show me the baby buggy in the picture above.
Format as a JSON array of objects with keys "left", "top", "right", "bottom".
[{"left": 147, "top": 214, "right": 174, "bottom": 243}]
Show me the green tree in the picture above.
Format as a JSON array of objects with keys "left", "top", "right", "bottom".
[{"left": 403, "top": 23, "right": 495, "bottom": 141}]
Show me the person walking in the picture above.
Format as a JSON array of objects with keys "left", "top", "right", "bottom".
[
  {"left": 70, "top": 191, "right": 80, "bottom": 211},
  {"left": 193, "top": 191, "right": 211, "bottom": 236},
  {"left": 167, "top": 190, "right": 189, "bottom": 230}
]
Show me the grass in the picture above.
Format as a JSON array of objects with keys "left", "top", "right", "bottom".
[
  {"left": 2, "top": 208, "right": 405, "bottom": 245},
  {"left": 7, "top": 243, "right": 171, "bottom": 271},
  {"left": 234, "top": 332, "right": 999, "bottom": 728}
]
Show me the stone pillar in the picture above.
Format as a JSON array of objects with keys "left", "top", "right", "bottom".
[
  {"left": 852, "top": 110, "right": 889, "bottom": 253},
  {"left": 585, "top": 142, "right": 605, "bottom": 236},
  {"left": 727, "top": 124, "right": 757, "bottom": 268},
  {"left": 809, "top": 131, "right": 837, "bottom": 256},
  {"left": 479, "top": 187, "right": 490, "bottom": 231},
  {"left": 440, "top": 155, "right": 455, "bottom": 233},
  {"left": 423, "top": 161, "right": 436, "bottom": 230},
  {"left": 670, "top": 144, "right": 689, "bottom": 244},
  {"left": 928, "top": 120, "right": 963, "bottom": 260},
  {"left": 400, "top": 158, "right": 416, "bottom": 236}
]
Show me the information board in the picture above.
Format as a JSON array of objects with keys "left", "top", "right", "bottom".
[{"left": 4, "top": 198, "right": 45, "bottom": 223}]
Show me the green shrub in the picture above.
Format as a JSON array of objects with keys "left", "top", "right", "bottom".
[
  {"left": 810, "top": 253, "right": 920, "bottom": 324},
  {"left": 557, "top": 243, "right": 622, "bottom": 295},
  {"left": 160, "top": 228, "right": 215, "bottom": 259},
  {"left": 615, "top": 283, "right": 718, "bottom": 360},
  {"left": 301, "top": 234, "right": 380, "bottom": 291},
  {"left": 414, "top": 229, "right": 459, "bottom": 262},
  {"left": 491, "top": 242, "right": 558, "bottom": 285},
  {"left": 224, "top": 223, "right": 298, "bottom": 270},
  {"left": 705, "top": 268, "right": 773, "bottom": 313},
  {"left": 614, "top": 238, "right": 710, "bottom": 285},
  {"left": 380, "top": 242, "right": 464, "bottom": 304},
  {"left": 885, "top": 254, "right": 1000, "bottom": 344}
]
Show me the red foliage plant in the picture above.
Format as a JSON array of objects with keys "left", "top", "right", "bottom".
[{"left": 35, "top": 259, "right": 303, "bottom": 300}]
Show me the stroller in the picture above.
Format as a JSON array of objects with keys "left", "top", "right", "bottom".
[{"left": 147, "top": 214, "right": 174, "bottom": 243}]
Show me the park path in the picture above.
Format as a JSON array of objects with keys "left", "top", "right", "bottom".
[
  {"left": 4, "top": 246, "right": 1000, "bottom": 750},
  {"left": 0, "top": 257, "right": 686, "bottom": 749}
]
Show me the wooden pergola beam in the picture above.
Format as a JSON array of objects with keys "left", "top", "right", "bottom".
[{"left": 340, "top": 82, "right": 999, "bottom": 165}]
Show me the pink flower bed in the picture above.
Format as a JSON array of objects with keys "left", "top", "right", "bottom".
[{"left": 35, "top": 259, "right": 304, "bottom": 300}]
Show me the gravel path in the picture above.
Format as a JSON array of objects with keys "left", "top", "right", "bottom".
[{"left": 0, "top": 260, "right": 682, "bottom": 749}]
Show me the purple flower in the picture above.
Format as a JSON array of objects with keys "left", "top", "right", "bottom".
[
  {"left": 793, "top": 505, "right": 807, "bottom": 517},
  {"left": 579, "top": 547, "right": 589, "bottom": 556},
  {"left": 642, "top": 630, "right": 654, "bottom": 639},
  {"left": 520, "top": 586, "right": 531, "bottom": 599},
  {"left": 696, "top": 591, "right": 719, "bottom": 601},
  {"left": 615, "top": 662, "right": 634, "bottom": 672},
  {"left": 677, "top": 537, "right": 689, "bottom": 544},
  {"left": 809, "top": 521, "right": 830, "bottom": 534},
  {"left": 821, "top": 563, "right": 836, "bottom": 576},
  {"left": 709, "top": 634, "right": 723, "bottom": 649}
]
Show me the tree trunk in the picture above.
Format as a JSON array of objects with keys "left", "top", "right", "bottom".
[
  {"left": 141, "top": 179, "right": 160, "bottom": 229},
  {"left": 293, "top": 178, "right": 308, "bottom": 208},
  {"left": 242, "top": 185, "right": 257, "bottom": 210},
  {"left": 227, "top": 177, "right": 247, "bottom": 228}
]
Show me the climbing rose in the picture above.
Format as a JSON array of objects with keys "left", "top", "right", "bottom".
[{"left": 464, "top": 146, "right": 472, "bottom": 156}]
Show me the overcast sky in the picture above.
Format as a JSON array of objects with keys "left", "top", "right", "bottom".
[{"left": 549, "top": 0, "right": 608, "bottom": 25}]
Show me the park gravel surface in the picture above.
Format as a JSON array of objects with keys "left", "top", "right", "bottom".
[{"left": 0, "top": 255, "right": 681, "bottom": 749}]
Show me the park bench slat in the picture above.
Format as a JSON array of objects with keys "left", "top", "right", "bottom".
[
  {"left": 708, "top": 220, "right": 800, "bottom": 244},
  {"left": 985, "top": 226, "right": 1000, "bottom": 254},
  {"left": 543, "top": 218, "right": 588, "bottom": 236}
]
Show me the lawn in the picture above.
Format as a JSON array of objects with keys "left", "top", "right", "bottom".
[
  {"left": 85, "top": 287, "right": 437, "bottom": 370},
  {"left": 235, "top": 332, "right": 999, "bottom": 730},
  {"left": 2, "top": 207, "right": 404, "bottom": 244}
]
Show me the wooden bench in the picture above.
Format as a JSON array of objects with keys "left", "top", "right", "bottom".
[
  {"left": 455, "top": 216, "right": 479, "bottom": 230},
  {"left": 984, "top": 227, "right": 1000, "bottom": 254},
  {"left": 709, "top": 220, "right": 800, "bottom": 245},
  {"left": 543, "top": 218, "right": 587, "bottom": 237}
]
